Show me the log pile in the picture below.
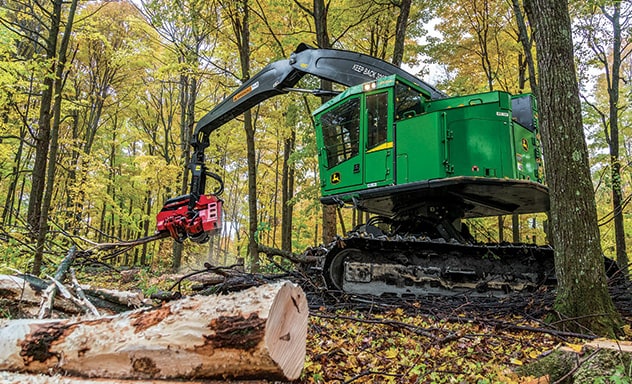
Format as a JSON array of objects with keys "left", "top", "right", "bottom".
[{"left": 0, "top": 281, "right": 308, "bottom": 382}]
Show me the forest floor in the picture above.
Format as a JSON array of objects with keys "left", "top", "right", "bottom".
[
  {"left": 300, "top": 295, "right": 631, "bottom": 383},
  {"left": 300, "top": 285, "right": 632, "bottom": 383},
  {"left": 124, "top": 265, "right": 632, "bottom": 384},
  {"left": 2, "top": 263, "right": 631, "bottom": 384}
]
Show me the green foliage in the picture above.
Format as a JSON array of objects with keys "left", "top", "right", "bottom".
[
  {"left": 0, "top": 237, "right": 32, "bottom": 273},
  {"left": 594, "top": 365, "right": 632, "bottom": 384},
  {"left": 423, "top": 0, "right": 528, "bottom": 94},
  {"left": 0, "top": 0, "right": 628, "bottom": 276}
]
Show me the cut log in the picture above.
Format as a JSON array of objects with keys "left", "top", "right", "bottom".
[
  {"left": 0, "top": 281, "right": 308, "bottom": 381},
  {"left": 0, "top": 371, "right": 270, "bottom": 384},
  {"left": 584, "top": 339, "right": 632, "bottom": 353},
  {"left": 79, "top": 285, "right": 148, "bottom": 309}
]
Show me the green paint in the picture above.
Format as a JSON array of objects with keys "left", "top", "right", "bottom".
[{"left": 313, "top": 74, "right": 544, "bottom": 201}]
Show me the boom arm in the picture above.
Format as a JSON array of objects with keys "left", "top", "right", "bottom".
[
  {"left": 192, "top": 43, "right": 445, "bottom": 144},
  {"left": 159, "top": 43, "right": 445, "bottom": 243}
]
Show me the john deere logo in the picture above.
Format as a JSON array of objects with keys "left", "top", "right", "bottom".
[
  {"left": 331, "top": 172, "right": 341, "bottom": 184},
  {"left": 522, "top": 138, "right": 529, "bottom": 151}
]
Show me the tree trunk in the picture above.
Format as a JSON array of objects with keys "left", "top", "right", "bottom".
[
  {"left": 1, "top": 128, "right": 25, "bottom": 226},
  {"left": 512, "top": 214, "right": 520, "bottom": 243},
  {"left": 32, "top": 0, "right": 78, "bottom": 275},
  {"left": 392, "top": 0, "right": 412, "bottom": 66},
  {"left": 604, "top": 3, "right": 628, "bottom": 278},
  {"left": 0, "top": 275, "right": 145, "bottom": 317},
  {"left": 245, "top": 108, "right": 260, "bottom": 271},
  {"left": 224, "top": 0, "right": 258, "bottom": 272},
  {"left": 511, "top": 0, "right": 539, "bottom": 99},
  {"left": 0, "top": 275, "right": 80, "bottom": 318},
  {"left": 312, "top": 0, "right": 337, "bottom": 244},
  {"left": 0, "top": 281, "right": 308, "bottom": 381},
  {"left": 281, "top": 128, "right": 296, "bottom": 253},
  {"left": 141, "top": 191, "right": 152, "bottom": 265},
  {"left": 172, "top": 72, "right": 192, "bottom": 271},
  {"left": 524, "top": 0, "right": 621, "bottom": 336},
  {"left": 498, "top": 216, "right": 504, "bottom": 242},
  {"left": 27, "top": 0, "right": 62, "bottom": 238}
]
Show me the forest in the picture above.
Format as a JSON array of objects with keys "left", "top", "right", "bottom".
[
  {"left": 0, "top": 0, "right": 631, "bottom": 382},
  {"left": 0, "top": 0, "right": 628, "bottom": 278}
]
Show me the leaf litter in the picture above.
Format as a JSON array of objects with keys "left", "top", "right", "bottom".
[{"left": 298, "top": 286, "right": 632, "bottom": 384}]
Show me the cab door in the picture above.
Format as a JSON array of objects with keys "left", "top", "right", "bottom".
[
  {"left": 364, "top": 90, "right": 393, "bottom": 187},
  {"left": 318, "top": 96, "right": 364, "bottom": 194}
]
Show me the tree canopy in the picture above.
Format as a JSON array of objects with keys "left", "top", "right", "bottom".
[{"left": 0, "top": 0, "right": 629, "bottom": 335}]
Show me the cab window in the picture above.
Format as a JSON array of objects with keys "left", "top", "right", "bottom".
[
  {"left": 321, "top": 98, "right": 361, "bottom": 168},
  {"left": 366, "top": 92, "right": 388, "bottom": 149},
  {"left": 395, "top": 82, "right": 422, "bottom": 120}
]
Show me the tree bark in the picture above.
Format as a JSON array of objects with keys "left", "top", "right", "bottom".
[
  {"left": 392, "top": 0, "right": 412, "bottom": 66},
  {"left": 219, "top": 0, "right": 258, "bottom": 271},
  {"left": 1, "top": 127, "right": 26, "bottom": 227},
  {"left": 0, "top": 372, "right": 272, "bottom": 384},
  {"left": 241, "top": 2, "right": 259, "bottom": 272},
  {"left": 512, "top": 214, "right": 520, "bottom": 243},
  {"left": 313, "top": 0, "right": 338, "bottom": 244},
  {"left": 0, "top": 281, "right": 308, "bottom": 381},
  {"left": 281, "top": 127, "right": 296, "bottom": 253},
  {"left": 245, "top": 108, "right": 259, "bottom": 271},
  {"left": 172, "top": 66, "right": 199, "bottom": 271},
  {"left": 32, "top": 0, "right": 78, "bottom": 275},
  {"left": 524, "top": 0, "right": 621, "bottom": 336},
  {"left": 0, "top": 275, "right": 80, "bottom": 318},
  {"left": 27, "top": 0, "right": 63, "bottom": 238},
  {"left": 603, "top": 3, "right": 628, "bottom": 278},
  {"left": 0, "top": 275, "right": 148, "bottom": 317},
  {"left": 511, "top": 0, "right": 539, "bottom": 98}
]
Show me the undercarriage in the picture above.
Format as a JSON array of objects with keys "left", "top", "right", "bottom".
[
  {"left": 319, "top": 178, "right": 557, "bottom": 297},
  {"left": 322, "top": 211, "right": 556, "bottom": 297}
]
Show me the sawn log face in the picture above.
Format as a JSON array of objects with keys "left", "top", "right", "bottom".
[{"left": 0, "top": 281, "right": 308, "bottom": 381}]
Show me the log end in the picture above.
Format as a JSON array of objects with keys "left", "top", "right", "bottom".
[{"left": 265, "top": 282, "right": 309, "bottom": 381}]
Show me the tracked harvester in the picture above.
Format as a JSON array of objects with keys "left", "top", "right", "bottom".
[{"left": 156, "top": 43, "right": 555, "bottom": 296}]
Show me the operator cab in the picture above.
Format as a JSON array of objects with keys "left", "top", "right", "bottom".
[
  {"left": 314, "top": 74, "right": 549, "bottom": 219},
  {"left": 314, "top": 75, "right": 414, "bottom": 196}
]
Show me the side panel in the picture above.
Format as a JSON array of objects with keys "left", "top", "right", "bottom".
[
  {"left": 395, "top": 91, "right": 527, "bottom": 184},
  {"left": 428, "top": 92, "right": 515, "bottom": 179},
  {"left": 448, "top": 115, "right": 514, "bottom": 179},
  {"left": 395, "top": 114, "right": 446, "bottom": 184}
]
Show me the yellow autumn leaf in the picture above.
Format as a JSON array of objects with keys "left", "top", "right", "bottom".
[
  {"left": 510, "top": 358, "right": 523, "bottom": 366},
  {"left": 564, "top": 343, "right": 584, "bottom": 353},
  {"left": 529, "top": 350, "right": 540, "bottom": 359},
  {"left": 384, "top": 347, "right": 399, "bottom": 359},
  {"left": 623, "top": 324, "right": 632, "bottom": 338}
]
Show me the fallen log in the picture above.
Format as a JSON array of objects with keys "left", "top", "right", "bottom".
[
  {"left": 0, "top": 275, "right": 143, "bottom": 316},
  {"left": 80, "top": 285, "right": 148, "bottom": 308},
  {"left": 0, "top": 281, "right": 308, "bottom": 381},
  {"left": 257, "top": 244, "right": 321, "bottom": 264},
  {"left": 0, "top": 275, "right": 79, "bottom": 317},
  {"left": 38, "top": 246, "right": 79, "bottom": 319},
  {"left": 0, "top": 371, "right": 271, "bottom": 384}
]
